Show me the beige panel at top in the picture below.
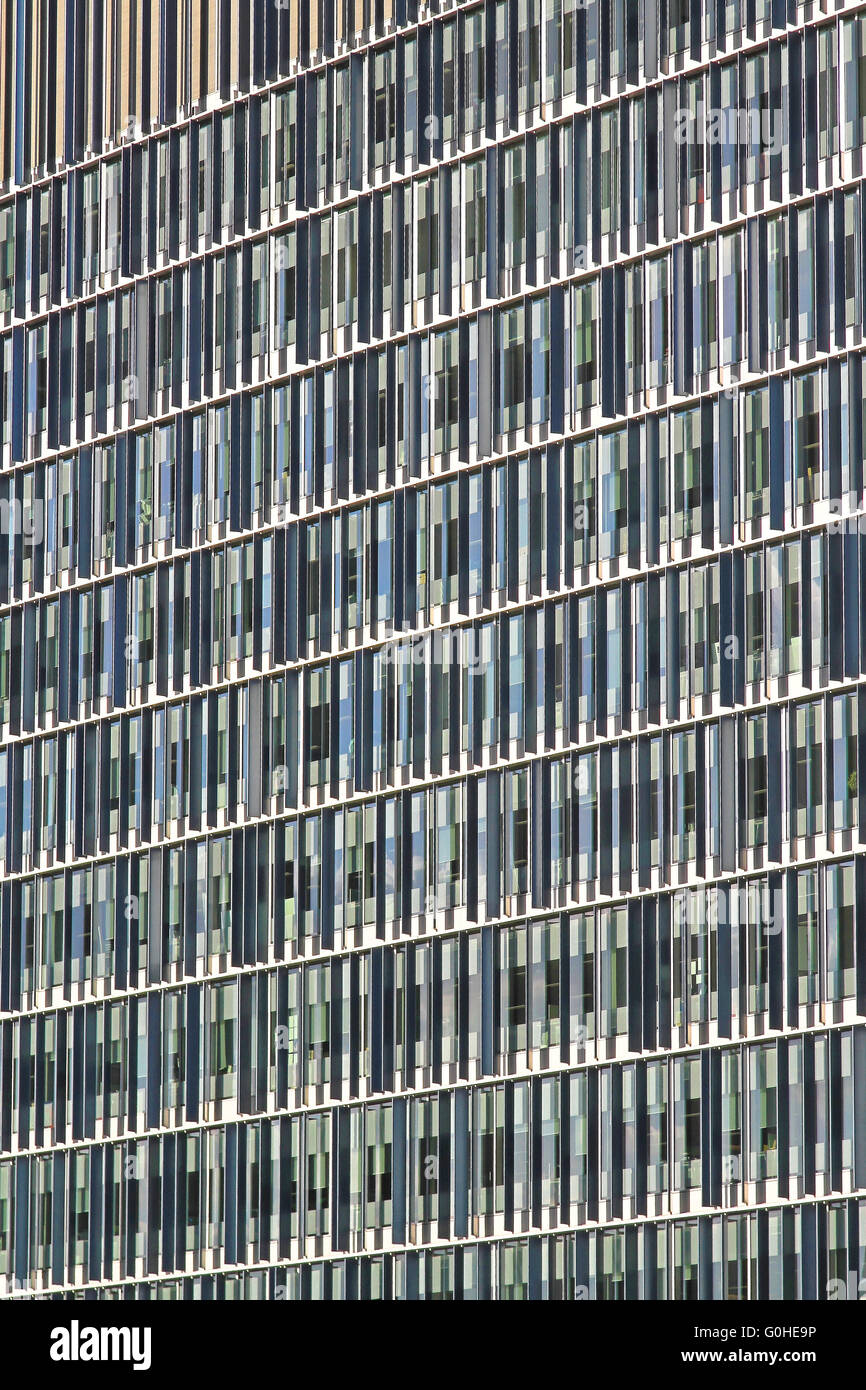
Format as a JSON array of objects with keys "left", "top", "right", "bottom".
[
  {"left": 118, "top": 0, "right": 132, "bottom": 133},
  {"left": 0, "top": 2, "right": 10, "bottom": 183},
  {"left": 188, "top": 0, "right": 201, "bottom": 108},
  {"left": 206, "top": 0, "right": 218, "bottom": 105},
  {"left": 85, "top": 0, "right": 96, "bottom": 153},
  {"left": 1, "top": 0, "right": 413, "bottom": 183},
  {"left": 29, "top": 0, "right": 42, "bottom": 171},
  {"left": 174, "top": 0, "right": 186, "bottom": 114},
  {"left": 55, "top": 0, "right": 67, "bottom": 163},
  {"left": 288, "top": 0, "right": 300, "bottom": 65},
  {"left": 103, "top": 0, "right": 115, "bottom": 148},
  {"left": 149, "top": 0, "right": 160, "bottom": 125},
  {"left": 230, "top": 0, "right": 240, "bottom": 93}
]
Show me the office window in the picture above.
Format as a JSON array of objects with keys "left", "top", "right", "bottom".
[
  {"left": 306, "top": 667, "right": 330, "bottom": 789},
  {"left": 749, "top": 1045, "right": 778, "bottom": 1181},
  {"left": 461, "top": 7, "right": 486, "bottom": 136},
  {"left": 719, "top": 231, "right": 742, "bottom": 367},
  {"left": 646, "top": 256, "right": 670, "bottom": 389},
  {"left": 830, "top": 693, "right": 858, "bottom": 832},
  {"left": 767, "top": 215, "right": 788, "bottom": 352},
  {"left": 599, "top": 430, "right": 627, "bottom": 561},
  {"left": 336, "top": 206, "right": 359, "bottom": 329},
  {"left": 599, "top": 108, "right": 619, "bottom": 240},
  {"left": 692, "top": 238, "right": 717, "bottom": 377},
  {"left": 404, "top": 37, "right": 419, "bottom": 161},
  {"left": 745, "top": 714, "right": 767, "bottom": 846},
  {"left": 797, "top": 208, "right": 816, "bottom": 347},
  {"left": 505, "top": 769, "right": 529, "bottom": 897},
  {"left": 672, "top": 408, "right": 702, "bottom": 541},
  {"left": 743, "top": 54, "right": 771, "bottom": 184},
  {"left": 792, "top": 700, "right": 823, "bottom": 839},
  {"left": 598, "top": 908, "right": 627, "bottom": 1039},
  {"left": 463, "top": 158, "right": 486, "bottom": 285},
  {"left": 842, "top": 14, "right": 866, "bottom": 151},
  {"left": 517, "top": 0, "right": 541, "bottom": 116},
  {"left": 372, "top": 52, "right": 395, "bottom": 172},
  {"left": 674, "top": 1056, "right": 702, "bottom": 1191},
  {"left": 795, "top": 366, "right": 821, "bottom": 510},
  {"left": 826, "top": 862, "right": 855, "bottom": 1001},
  {"left": 503, "top": 143, "right": 526, "bottom": 274},
  {"left": 671, "top": 730, "right": 697, "bottom": 864},
  {"left": 530, "top": 297, "right": 550, "bottom": 425},
  {"left": 498, "top": 306, "right": 525, "bottom": 435},
  {"left": 743, "top": 388, "right": 769, "bottom": 518}
]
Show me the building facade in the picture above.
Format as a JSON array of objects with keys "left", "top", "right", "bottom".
[{"left": 1, "top": 0, "right": 866, "bottom": 1301}]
